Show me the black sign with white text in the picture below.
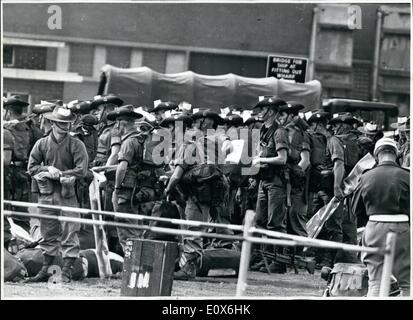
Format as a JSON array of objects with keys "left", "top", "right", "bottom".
[{"left": 267, "top": 55, "right": 308, "bottom": 83}]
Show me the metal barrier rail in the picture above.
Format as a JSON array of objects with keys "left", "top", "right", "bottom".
[
  {"left": 4, "top": 200, "right": 244, "bottom": 232},
  {"left": 4, "top": 202, "right": 397, "bottom": 298},
  {"left": 3, "top": 210, "right": 302, "bottom": 248}
]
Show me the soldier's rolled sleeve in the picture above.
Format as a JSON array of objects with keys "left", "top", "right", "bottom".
[
  {"left": 175, "top": 142, "right": 199, "bottom": 171},
  {"left": 110, "top": 127, "right": 121, "bottom": 148},
  {"left": 327, "top": 136, "right": 345, "bottom": 163},
  {"left": 302, "top": 131, "right": 311, "bottom": 153},
  {"left": 3, "top": 129, "right": 14, "bottom": 151},
  {"left": 62, "top": 139, "right": 89, "bottom": 178},
  {"left": 118, "top": 139, "right": 137, "bottom": 165},
  {"left": 274, "top": 128, "right": 289, "bottom": 152}
]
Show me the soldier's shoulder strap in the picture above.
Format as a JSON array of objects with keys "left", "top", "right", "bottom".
[
  {"left": 261, "top": 124, "right": 278, "bottom": 143},
  {"left": 121, "top": 131, "right": 146, "bottom": 143}
]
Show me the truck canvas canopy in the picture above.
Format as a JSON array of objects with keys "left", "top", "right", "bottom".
[
  {"left": 98, "top": 65, "right": 322, "bottom": 112},
  {"left": 323, "top": 98, "right": 399, "bottom": 130}
]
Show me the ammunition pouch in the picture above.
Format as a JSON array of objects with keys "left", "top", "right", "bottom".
[
  {"left": 309, "top": 167, "right": 334, "bottom": 193},
  {"left": 258, "top": 164, "right": 282, "bottom": 181},
  {"left": 60, "top": 176, "right": 76, "bottom": 198},
  {"left": 33, "top": 173, "right": 54, "bottom": 195},
  {"left": 288, "top": 163, "right": 306, "bottom": 190},
  {"left": 191, "top": 172, "right": 228, "bottom": 206},
  {"left": 320, "top": 169, "right": 334, "bottom": 192},
  {"left": 193, "top": 183, "right": 213, "bottom": 205},
  {"left": 121, "top": 171, "right": 138, "bottom": 189},
  {"left": 181, "top": 164, "right": 221, "bottom": 185}
]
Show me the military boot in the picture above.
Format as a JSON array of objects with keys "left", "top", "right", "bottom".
[
  {"left": 174, "top": 260, "right": 197, "bottom": 281},
  {"left": 24, "top": 254, "right": 54, "bottom": 283},
  {"left": 61, "top": 257, "right": 77, "bottom": 283},
  {"left": 249, "top": 259, "right": 265, "bottom": 271}
]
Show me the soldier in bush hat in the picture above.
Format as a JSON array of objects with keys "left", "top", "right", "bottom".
[
  {"left": 357, "top": 122, "right": 384, "bottom": 158},
  {"left": 68, "top": 100, "right": 92, "bottom": 115},
  {"left": 249, "top": 96, "right": 290, "bottom": 273},
  {"left": 26, "top": 105, "right": 88, "bottom": 283},
  {"left": 71, "top": 114, "right": 100, "bottom": 209},
  {"left": 303, "top": 110, "right": 334, "bottom": 262},
  {"left": 159, "top": 114, "right": 193, "bottom": 168},
  {"left": 89, "top": 94, "right": 124, "bottom": 238},
  {"left": 320, "top": 112, "right": 362, "bottom": 268},
  {"left": 149, "top": 100, "right": 179, "bottom": 124},
  {"left": 164, "top": 109, "right": 232, "bottom": 280},
  {"left": 3, "top": 96, "right": 43, "bottom": 232},
  {"left": 109, "top": 106, "right": 151, "bottom": 250},
  {"left": 305, "top": 111, "right": 332, "bottom": 213},
  {"left": 273, "top": 101, "right": 312, "bottom": 259},
  {"left": 352, "top": 137, "right": 410, "bottom": 296},
  {"left": 244, "top": 116, "right": 263, "bottom": 129},
  {"left": 90, "top": 94, "right": 124, "bottom": 167}
]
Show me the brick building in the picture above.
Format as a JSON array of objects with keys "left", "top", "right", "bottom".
[{"left": 2, "top": 2, "right": 410, "bottom": 115}]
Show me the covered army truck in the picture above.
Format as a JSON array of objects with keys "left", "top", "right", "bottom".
[{"left": 97, "top": 64, "right": 322, "bottom": 112}]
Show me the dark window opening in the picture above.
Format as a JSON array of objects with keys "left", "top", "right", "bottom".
[{"left": 3, "top": 46, "right": 14, "bottom": 67}]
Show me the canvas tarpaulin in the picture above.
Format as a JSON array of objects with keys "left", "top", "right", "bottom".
[{"left": 99, "top": 65, "right": 322, "bottom": 112}]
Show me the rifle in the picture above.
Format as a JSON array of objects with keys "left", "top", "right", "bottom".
[{"left": 256, "top": 249, "right": 316, "bottom": 274}]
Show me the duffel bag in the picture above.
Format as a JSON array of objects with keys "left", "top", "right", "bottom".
[
  {"left": 4, "top": 250, "right": 27, "bottom": 282},
  {"left": 326, "top": 263, "right": 368, "bottom": 297}
]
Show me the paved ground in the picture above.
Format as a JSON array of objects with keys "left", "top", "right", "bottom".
[{"left": 3, "top": 269, "right": 326, "bottom": 298}]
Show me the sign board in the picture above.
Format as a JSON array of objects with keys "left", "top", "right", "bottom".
[{"left": 267, "top": 55, "right": 308, "bottom": 83}]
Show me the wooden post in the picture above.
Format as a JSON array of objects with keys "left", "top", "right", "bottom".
[
  {"left": 379, "top": 232, "right": 397, "bottom": 297},
  {"left": 236, "top": 210, "right": 256, "bottom": 297}
]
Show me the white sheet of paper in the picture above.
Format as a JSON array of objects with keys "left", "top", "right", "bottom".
[
  {"left": 225, "top": 139, "right": 245, "bottom": 164},
  {"left": 153, "top": 99, "right": 161, "bottom": 107},
  {"left": 242, "top": 110, "right": 253, "bottom": 122},
  {"left": 305, "top": 111, "right": 313, "bottom": 120},
  {"left": 181, "top": 102, "right": 192, "bottom": 110}
]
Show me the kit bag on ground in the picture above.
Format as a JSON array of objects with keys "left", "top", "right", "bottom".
[
  {"left": 323, "top": 263, "right": 368, "bottom": 297},
  {"left": 197, "top": 248, "right": 241, "bottom": 277},
  {"left": 4, "top": 250, "right": 27, "bottom": 282}
]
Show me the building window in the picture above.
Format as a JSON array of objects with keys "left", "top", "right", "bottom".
[
  {"left": 106, "top": 46, "right": 131, "bottom": 69},
  {"left": 3, "top": 46, "right": 15, "bottom": 67},
  {"left": 142, "top": 49, "right": 166, "bottom": 73},
  {"left": 69, "top": 43, "right": 94, "bottom": 77},
  {"left": 13, "top": 46, "right": 47, "bottom": 70},
  {"left": 189, "top": 52, "right": 267, "bottom": 78}
]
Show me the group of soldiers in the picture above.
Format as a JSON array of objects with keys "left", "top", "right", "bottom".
[{"left": 2, "top": 94, "right": 410, "bottom": 292}]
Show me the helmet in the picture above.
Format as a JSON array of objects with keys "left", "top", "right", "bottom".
[{"left": 373, "top": 137, "right": 398, "bottom": 157}]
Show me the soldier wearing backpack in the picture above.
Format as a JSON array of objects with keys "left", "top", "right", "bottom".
[
  {"left": 89, "top": 94, "right": 124, "bottom": 244},
  {"left": 277, "top": 102, "right": 311, "bottom": 246},
  {"left": 249, "top": 97, "right": 289, "bottom": 274},
  {"left": 305, "top": 111, "right": 333, "bottom": 263},
  {"left": 90, "top": 94, "right": 124, "bottom": 168},
  {"left": 165, "top": 110, "right": 230, "bottom": 280},
  {"left": 3, "top": 96, "right": 42, "bottom": 232},
  {"left": 306, "top": 111, "right": 333, "bottom": 219},
  {"left": 4, "top": 127, "right": 15, "bottom": 249},
  {"left": 325, "top": 113, "right": 362, "bottom": 267},
  {"left": 109, "top": 105, "right": 147, "bottom": 250}
]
